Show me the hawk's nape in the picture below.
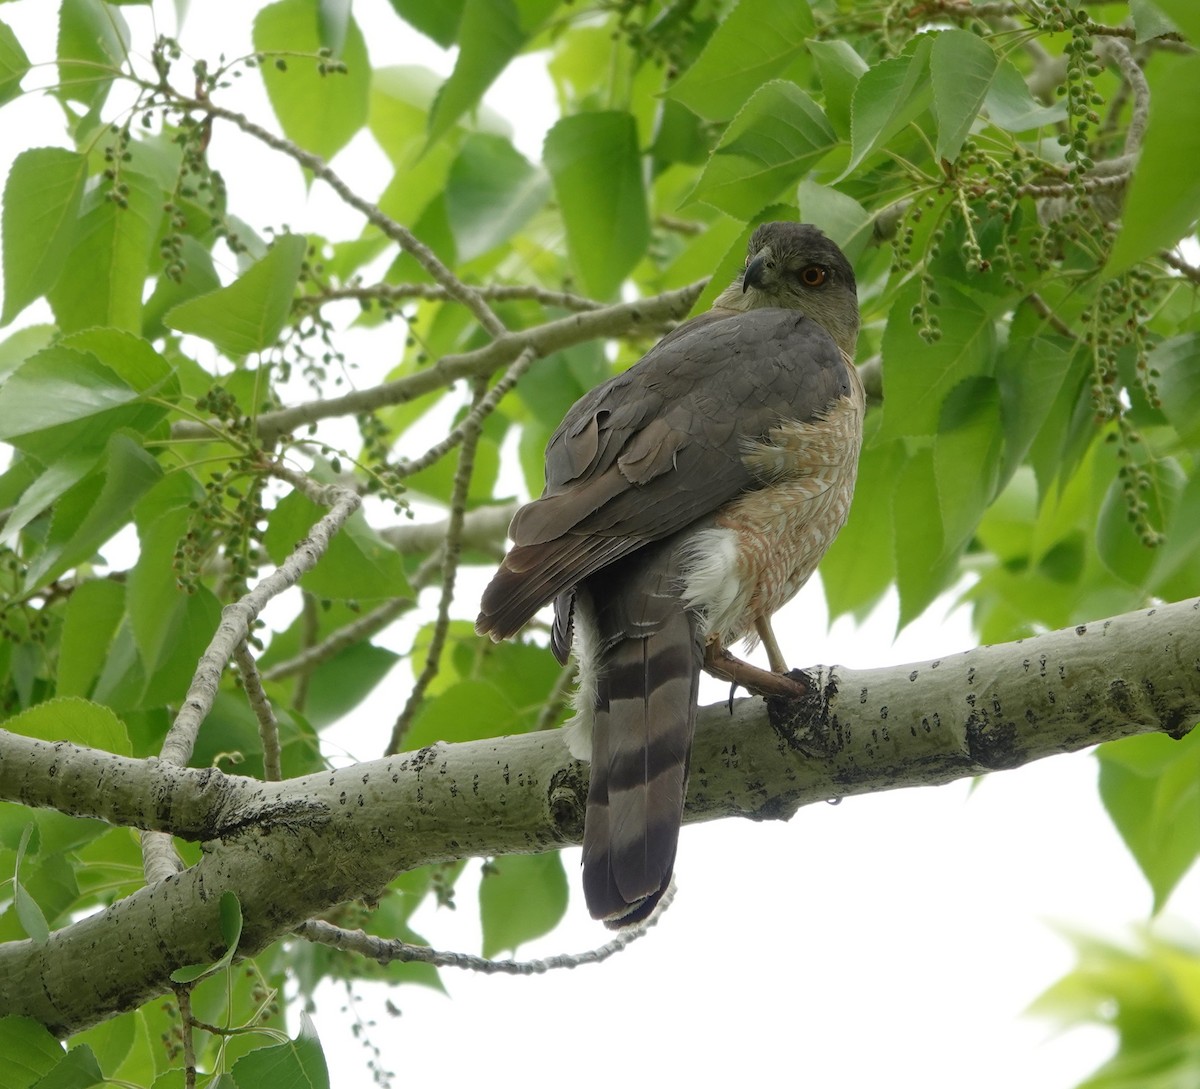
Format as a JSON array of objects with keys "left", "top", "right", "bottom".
[{"left": 476, "top": 222, "right": 864, "bottom": 926}]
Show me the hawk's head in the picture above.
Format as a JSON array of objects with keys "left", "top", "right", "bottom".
[{"left": 724, "top": 222, "right": 860, "bottom": 358}]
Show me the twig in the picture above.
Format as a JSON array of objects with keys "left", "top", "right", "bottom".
[
  {"left": 1027, "top": 292, "right": 1076, "bottom": 338},
  {"left": 1097, "top": 38, "right": 1150, "bottom": 160},
  {"left": 379, "top": 502, "right": 516, "bottom": 556},
  {"left": 397, "top": 347, "right": 538, "bottom": 478},
  {"left": 1160, "top": 250, "right": 1200, "bottom": 286},
  {"left": 262, "top": 598, "right": 410, "bottom": 683},
  {"left": 388, "top": 378, "right": 489, "bottom": 754},
  {"left": 142, "top": 471, "right": 360, "bottom": 882},
  {"left": 299, "top": 281, "right": 604, "bottom": 314},
  {"left": 170, "top": 281, "right": 707, "bottom": 443},
  {"left": 175, "top": 986, "right": 198, "bottom": 1089},
  {"left": 234, "top": 641, "right": 282, "bottom": 781},
  {"left": 294, "top": 882, "right": 674, "bottom": 972},
  {"left": 172, "top": 97, "right": 507, "bottom": 339}
]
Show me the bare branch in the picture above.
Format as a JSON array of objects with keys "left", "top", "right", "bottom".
[
  {"left": 3, "top": 597, "right": 1197, "bottom": 1035},
  {"left": 234, "top": 641, "right": 282, "bottom": 781},
  {"left": 295, "top": 883, "right": 671, "bottom": 973},
  {"left": 388, "top": 376, "right": 490, "bottom": 754}
]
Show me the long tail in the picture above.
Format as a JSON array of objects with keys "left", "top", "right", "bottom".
[{"left": 582, "top": 605, "right": 702, "bottom": 926}]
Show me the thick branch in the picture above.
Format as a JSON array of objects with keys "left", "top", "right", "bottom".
[{"left": 1, "top": 598, "right": 1197, "bottom": 1034}]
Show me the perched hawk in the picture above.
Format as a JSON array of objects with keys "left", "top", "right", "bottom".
[{"left": 476, "top": 222, "right": 864, "bottom": 926}]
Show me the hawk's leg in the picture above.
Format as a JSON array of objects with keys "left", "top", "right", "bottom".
[
  {"left": 703, "top": 642, "right": 808, "bottom": 700},
  {"left": 755, "top": 616, "right": 789, "bottom": 674}
]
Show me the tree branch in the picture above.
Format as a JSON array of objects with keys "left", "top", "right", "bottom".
[
  {"left": 1, "top": 597, "right": 1196, "bottom": 1035},
  {"left": 169, "top": 282, "right": 707, "bottom": 444}
]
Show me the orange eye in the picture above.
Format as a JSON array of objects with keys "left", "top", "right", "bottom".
[{"left": 800, "top": 265, "right": 827, "bottom": 286}]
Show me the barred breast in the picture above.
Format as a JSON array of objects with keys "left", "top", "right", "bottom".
[{"left": 680, "top": 358, "right": 865, "bottom": 648}]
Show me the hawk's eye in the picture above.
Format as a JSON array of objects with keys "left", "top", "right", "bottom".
[{"left": 799, "top": 265, "right": 827, "bottom": 287}]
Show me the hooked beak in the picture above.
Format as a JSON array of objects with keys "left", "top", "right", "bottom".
[{"left": 742, "top": 253, "right": 768, "bottom": 293}]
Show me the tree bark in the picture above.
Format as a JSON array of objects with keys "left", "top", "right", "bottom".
[{"left": 1, "top": 597, "right": 1197, "bottom": 1035}]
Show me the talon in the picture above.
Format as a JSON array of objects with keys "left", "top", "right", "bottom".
[{"left": 703, "top": 644, "right": 808, "bottom": 700}]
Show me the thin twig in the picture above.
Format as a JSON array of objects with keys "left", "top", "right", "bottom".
[
  {"left": 262, "top": 598, "right": 410, "bottom": 683},
  {"left": 379, "top": 502, "right": 515, "bottom": 556},
  {"left": 397, "top": 347, "right": 538, "bottom": 478},
  {"left": 388, "top": 377, "right": 490, "bottom": 754},
  {"left": 234, "top": 641, "right": 282, "bottom": 781},
  {"left": 172, "top": 97, "right": 507, "bottom": 339},
  {"left": 1160, "top": 250, "right": 1200, "bottom": 286},
  {"left": 294, "top": 882, "right": 675, "bottom": 972},
  {"left": 299, "top": 281, "right": 604, "bottom": 314},
  {"left": 1027, "top": 292, "right": 1076, "bottom": 338},
  {"left": 170, "top": 281, "right": 706, "bottom": 443},
  {"left": 175, "top": 987, "right": 198, "bottom": 1089}
]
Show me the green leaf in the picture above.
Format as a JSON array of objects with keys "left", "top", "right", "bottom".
[
  {"left": 0, "top": 454, "right": 96, "bottom": 548},
  {"left": 689, "top": 81, "right": 836, "bottom": 219},
  {"left": 933, "top": 377, "right": 1003, "bottom": 559},
  {"left": 880, "top": 280, "right": 996, "bottom": 439},
  {"left": 1151, "top": 334, "right": 1200, "bottom": 447},
  {"left": 982, "top": 59, "right": 1067, "bottom": 132},
  {"left": 301, "top": 642, "right": 400, "bottom": 730},
  {"left": 0, "top": 1016, "right": 64, "bottom": 1088},
  {"left": 1098, "top": 729, "right": 1200, "bottom": 911},
  {"left": 170, "top": 891, "right": 242, "bottom": 983},
  {"left": 1108, "top": 54, "right": 1200, "bottom": 273},
  {"left": 479, "top": 853, "right": 569, "bottom": 957},
  {"left": 845, "top": 35, "right": 933, "bottom": 176},
  {"left": 808, "top": 38, "right": 868, "bottom": 139},
  {"left": 445, "top": 134, "right": 550, "bottom": 262},
  {"left": 0, "top": 20, "right": 30, "bottom": 106},
  {"left": 426, "top": 0, "right": 556, "bottom": 146},
  {"left": 797, "top": 179, "right": 874, "bottom": 263},
  {"left": 387, "top": 0, "right": 464, "bottom": 48},
  {"left": 543, "top": 111, "right": 649, "bottom": 299},
  {"left": 1148, "top": 0, "right": 1200, "bottom": 40},
  {"left": 1095, "top": 455, "right": 1184, "bottom": 588},
  {"left": 930, "top": 29, "right": 998, "bottom": 162},
  {"left": 14, "top": 825, "right": 49, "bottom": 945},
  {"left": 669, "top": 0, "right": 814, "bottom": 122},
  {"left": 253, "top": 0, "right": 370, "bottom": 162},
  {"left": 165, "top": 234, "right": 308, "bottom": 355},
  {"left": 127, "top": 474, "right": 222, "bottom": 709},
  {"left": 5, "top": 696, "right": 132, "bottom": 756},
  {"left": 262, "top": 490, "right": 412, "bottom": 601},
  {"left": 57, "top": 0, "right": 129, "bottom": 112},
  {"left": 228, "top": 1011, "right": 328, "bottom": 1089},
  {"left": 31, "top": 1045, "right": 104, "bottom": 1089},
  {"left": 57, "top": 579, "right": 125, "bottom": 701},
  {"left": 894, "top": 445, "right": 950, "bottom": 627},
  {"left": 59, "top": 327, "right": 179, "bottom": 402},
  {"left": 47, "top": 170, "right": 162, "bottom": 334},
  {"left": 22, "top": 432, "right": 162, "bottom": 594},
  {"left": 995, "top": 312, "right": 1075, "bottom": 483},
  {"left": 1, "top": 148, "right": 87, "bottom": 326},
  {"left": 401, "top": 678, "right": 517, "bottom": 750},
  {"left": 820, "top": 422, "right": 902, "bottom": 621},
  {"left": 1131, "top": 0, "right": 1179, "bottom": 40}
]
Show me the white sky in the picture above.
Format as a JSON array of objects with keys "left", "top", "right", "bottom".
[{"left": 2, "top": 2, "right": 1196, "bottom": 1086}]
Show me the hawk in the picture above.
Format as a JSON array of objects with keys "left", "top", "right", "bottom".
[{"left": 476, "top": 222, "right": 864, "bottom": 926}]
